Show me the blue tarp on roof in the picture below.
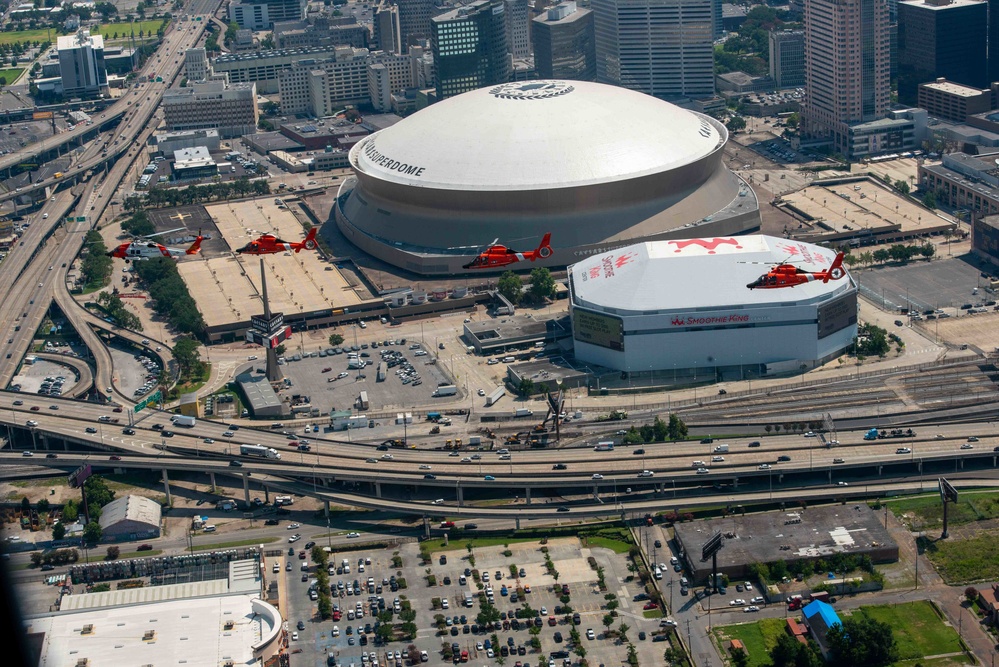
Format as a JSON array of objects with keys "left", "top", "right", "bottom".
[{"left": 802, "top": 600, "right": 841, "bottom": 630}]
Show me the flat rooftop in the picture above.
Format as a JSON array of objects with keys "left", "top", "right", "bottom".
[
  {"left": 27, "top": 593, "right": 278, "bottom": 667},
  {"left": 674, "top": 504, "right": 898, "bottom": 575},
  {"left": 177, "top": 199, "right": 367, "bottom": 329},
  {"left": 783, "top": 178, "right": 950, "bottom": 238}
]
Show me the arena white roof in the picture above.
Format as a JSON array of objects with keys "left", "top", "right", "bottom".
[
  {"left": 351, "top": 80, "right": 724, "bottom": 190},
  {"left": 570, "top": 236, "right": 847, "bottom": 313}
]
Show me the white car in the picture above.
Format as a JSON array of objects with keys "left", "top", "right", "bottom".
[
  {"left": 382, "top": 453, "right": 394, "bottom": 459},
  {"left": 288, "top": 534, "right": 301, "bottom": 542},
  {"left": 461, "top": 457, "right": 472, "bottom": 462},
  {"left": 586, "top": 629, "right": 595, "bottom": 640},
  {"left": 691, "top": 460, "right": 705, "bottom": 467},
  {"left": 419, "top": 464, "right": 432, "bottom": 470},
  {"left": 758, "top": 463, "right": 772, "bottom": 470},
  {"left": 347, "top": 532, "right": 361, "bottom": 538},
  {"left": 592, "top": 474, "right": 604, "bottom": 480},
  {"left": 287, "top": 523, "right": 301, "bottom": 530},
  {"left": 478, "top": 389, "right": 486, "bottom": 396},
  {"left": 744, "top": 582, "right": 753, "bottom": 591},
  {"left": 961, "top": 443, "right": 974, "bottom": 450},
  {"left": 751, "top": 596, "right": 765, "bottom": 604},
  {"left": 804, "top": 431, "right": 816, "bottom": 437},
  {"left": 696, "top": 468, "right": 709, "bottom": 474},
  {"left": 744, "top": 605, "right": 760, "bottom": 612},
  {"left": 730, "top": 598, "right": 747, "bottom": 606},
  {"left": 487, "top": 359, "right": 499, "bottom": 365},
  {"left": 711, "top": 456, "right": 725, "bottom": 462},
  {"left": 291, "top": 631, "right": 299, "bottom": 641},
  {"left": 638, "top": 470, "right": 654, "bottom": 477},
  {"left": 332, "top": 626, "right": 340, "bottom": 637}
]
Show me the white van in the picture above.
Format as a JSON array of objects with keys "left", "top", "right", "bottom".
[
  {"left": 203, "top": 525, "right": 217, "bottom": 533},
  {"left": 654, "top": 567, "right": 662, "bottom": 580}
]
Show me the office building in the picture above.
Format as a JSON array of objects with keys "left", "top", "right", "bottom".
[
  {"left": 398, "top": 0, "right": 435, "bottom": 48},
  {"left": 57, "top": 29, "right": 107, "bottom": 97},
  {"left": 918, "top": 78, "right": 993, "bottom": 122},
  {"left": 229, "top": 0, "right": 306, "bottom": 29},
  {"left": 591, "top": 0, "right": 715, "bottom": 100},
  {"left": 897, "top": 0, "right": 987, "bottom": 105},
  {"left": 374, "top": 2, "right": 403, "bottom": 53},
  {"left": 769, "top": 29, "right": 805, "bottom": 90},
  {"left": 506, "top": 0, "right": 531, "bottom": 58},
  {"left": 991, "top": 0, "right": 999, "bottom": 82},
  {"left": 213, "top": 46, "right": 342, "bottom": 93},
  {"left": 184, "top": 47, "right": 209, "bottom": 82},
  {"left": 432, "top": 0, "right": 511, "bottom": 100},
  {"left": 153, "top": 128, "right": 222, "bottom": 156},
  {"left": 533, "top": 1, "right": 595, "bottom": 80},
  {"left": 278, "top": 48, "right": 414, "bottom": 115},
  {"left": 162, "top": 81, "right": 259, "bottom": 139},
  {"left": 273, "top": 17, "right": 370, "bottom": 49},
  {"left": 801, "top": 0, "right": 891, "bottom": 157}
]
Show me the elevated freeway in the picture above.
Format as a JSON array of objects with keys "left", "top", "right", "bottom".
[{"left": 2, "top": 391, "right": 998, "bottom": 514}]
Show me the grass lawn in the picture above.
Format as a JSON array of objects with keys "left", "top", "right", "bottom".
[
  {"left": 0, "top": 67, "right": 25, "bottom": 84},
  {"left": 581, "top": 528, "right": 633, "bottom": 554},
  {"left": 642, "top": 608, "right": 664, "bottom": 618},
  {"left": 0, "top": 28, "right": 59, "bottom": 46},
  {"left": 10, "top": 477, "right": 69, "bottom": 487},
  {"left": 848, "top": 601, "right": 964, "bottom": 660},
  {"left": 81, "top": 549, "right": 163, "bottom": 563},
  {"left": 433, "top": 536, "right": 541, "bottom": 551},
  {"left": 192, "top": 536, "right": 278, "bottom": 551},
  {"left": 897, "top": 657, "right": 974, "bottom": 667},
  {"left": 712, "top": 617, "right": 786, "bottom": 667},
  {"left": 884, "top": 489, "right": 999, "bottom": 528},
  {"left": 922, "top": 533, "right": 999, "bottom": 585},
  {"left": 97, "top": 20, "right": 165, "bottom": 39}
]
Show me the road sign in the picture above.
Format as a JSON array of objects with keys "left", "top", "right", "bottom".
[
  {"left": 134, "top": 390, "right": 162, "bottom": 413},
  {"left": 76, "top": 216, "right": 86, "bottom": 222}
]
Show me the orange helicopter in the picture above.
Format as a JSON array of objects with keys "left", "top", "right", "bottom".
[
  {"left": 107, "top": 228, "right": 203, "bottom": 262},
  {"left": 236, "top": 227, "right": 318, "bottom": 255},
  {"left": 461, "top": 233, "right": 553, "bottom": 270},
  {"left": 745, "top": 252, "right": 846, "bottom": 290}
]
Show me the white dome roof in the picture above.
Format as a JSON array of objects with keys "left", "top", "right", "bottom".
[
  {"left": 571, "top": 236, "right": 848, "bottom": 313},
  {"left": 351, "top": 80, "right": 724, "bottom": 191}
]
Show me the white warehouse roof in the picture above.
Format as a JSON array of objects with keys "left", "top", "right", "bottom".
[
  {"left": 351, "top": 80, "right": 723, "bottom": 191},
  {"left": 571, "top": 235, "right": 847, "bottom": 314},
  {"left": 98, "top": 494, "right": 162, "bottom": 532}
]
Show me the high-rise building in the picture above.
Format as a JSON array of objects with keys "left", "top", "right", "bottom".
[
  {"left": 532, "top": 2, "right": 595, "bottom": 80},
  {"left": 506, "top": 0, "right": 531, "bottom": 57},
  {"left": 374, "top": 2, "right": 403, "bottom": 54},
  {"left": 897, "top": 0, "right": 987, "bottom": 106},
  {"left": 229, "top": 0, "right": 306, "bottom": 30},
  {"left": 184, "top": 47, "right": 209, "bottom": 82},
  {"left": 591, "top": 0, "right": 714, "bottom": 100},
  {"left": 801, "top": 0, "right": 891, "bottom": 156},
  {"left": 57, "top": 29, "right": 107, "bottom": 97},
  {"left": 432, "top": 0, "right": 511, "bottom": 99},
  {"left": 991, "top": 0, "right": 999, "bottom": 82},
  {"left": 768, "top": 30, "right": 805, "bottom": 89},
  {"left": 162, "top": 81, "right": 259, "bottom": 138},
  {"left": 398, "top": 0, "right": 435, "bottom": 48}
]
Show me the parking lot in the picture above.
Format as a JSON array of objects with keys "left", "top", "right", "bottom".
[
  {"left": 107, "top": 340, "right": 161, "bottom": 398},
  {"left": 271, "top": 337, "right": 460, "bottom": 415},
  {"left": 283, "top": 536, "right": 675, "bottom": 667},
  {"left": 854, "top": 254, "right": 994, "bottom": 314}
]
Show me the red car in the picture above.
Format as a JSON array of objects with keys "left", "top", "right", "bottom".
[
  {"left": 332, "top": 611, "right": 342, "bottom": 621},
  {"left": 109, "top": 455, "right": 122, "bottom": 461},
  {"left": 30, "top": 406, "right": 40, "bottom": 411},
  {"left": 643, "top": 602, "right": 658, "bottom": 610},
  {"left": 548, "top": 616, "right": 557, "bottom": 626},
  {"left": 112, "top": 406, "right": 123, "bottom": 413},
  {"left": 287, "top": 441, "right": 298, "bottom": 447},
  {"left": 321, "top": 367, "right": 332, "bottom": 373}
]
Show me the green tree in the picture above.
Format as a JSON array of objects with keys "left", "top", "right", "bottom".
[
  {"left": 62, "top": 499, "right": 78, "bottom": 523},
  {"left": 84, "top": 475, "right": 116, "bottom": 518},
  {"left": 329, "top": 332, "right": 344, "bottom": 346},
  {"left": 83, "top": 521, "right": 103, "bottom": 545},
  {"left": 731, "top": 647, "right": 749, "bottom": 667},
  {"left": 652, "top": 415, "right": 668, "bottom": 442},
  {"left": 666, "top": 413, "right": 688, "bottom": 440},
  {"left": 498, "top": 271, "right": 523, "bottom": 304},
  {"left": 602, "top": 613, "right": 614, "bottom": 631},
  {"left": 873, "top": 248, "right": 890, "bottom": 264},
  {"left": 622, "top": 427, "right": 644, "bottom": 445},
  {"left": 318, "top": 596, "right": 332, "bottom": 619},
  {"left": 726, "top": 116, "right": 747, "bottom": 133},
  {"left": 769, "top": 632, "right": 823, "bottom": 667},
  {"left": 106, "top": 545, "right": 120, "bottom": 560},
  {"left": 826, "top": 614, "right": 898, "bottom": 667},
  {"left": 52, "top": 522, "right": 66, "bottom": 540},
  {"left": 173, "top": 337, "right": 203, "bottom": 382},
  {"left": 920, "top": 243, "right": 935, "bottom": 259},
  {"left": 20, "top": 496, "right": 29, "bottom": 512},
  {"left": 122, "top": 210, "right": 155, "bottom": 237},
  {"left": 518, "top": 377, "right": 535, "bottom": 398},
  {"left": 275, "top": 344, "right": 286, "bottom": 355},
  {"left": 527, "top": 267, "right": 556, "bottom": 303},
  {"left": 921, "top": 190, "right": 937, "bottom": 209}
]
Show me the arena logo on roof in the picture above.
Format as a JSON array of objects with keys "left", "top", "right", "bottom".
[
  {"left": 667, "top": 238, "right": 743, "bottom": 255},
  {"left": 579, "top": 251, "right": 638, "bottom": 282}
]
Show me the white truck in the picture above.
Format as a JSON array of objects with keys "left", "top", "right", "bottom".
[
  {"left": 713, "top": 444, "right": 729, "bottom": 453},
  {"left": 239, "top": 444, "right": 281, "bottom": 459},
  {"left": 514, "top": 408, "right": 534, "bottom": 418},
  {"left": 485, "top": 386, "right": 505, "bottom": 406},
  {"left": 433, "top": 385, "right": 458, "bottom": 397},
  {"left": 172, "top": 415, "right": 196, "bottom": 428}
]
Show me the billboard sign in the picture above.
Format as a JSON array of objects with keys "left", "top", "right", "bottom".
[
  {"left": 939, "top": 477, "right": 959, "bottom": 504},
  {"left": 701, "top": 532, "right": 722, "bottom": 561},
  {"left": 68, "top": 464, "right": 92, "bottom": 489},
  {"left": 572, "top": 309, "right": 624, "bottom": 351}
]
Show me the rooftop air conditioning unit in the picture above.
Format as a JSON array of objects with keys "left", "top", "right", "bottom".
[{"left": 81, "top": 625, "right": 94, "bottom": 635}]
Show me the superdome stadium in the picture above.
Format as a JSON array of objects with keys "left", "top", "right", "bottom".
[
  {"left": 330, "top": 80, "right": 761, "bottom": 275},
  {"left": 569, "top": 236, "right": 858, "bottom": 374}
]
